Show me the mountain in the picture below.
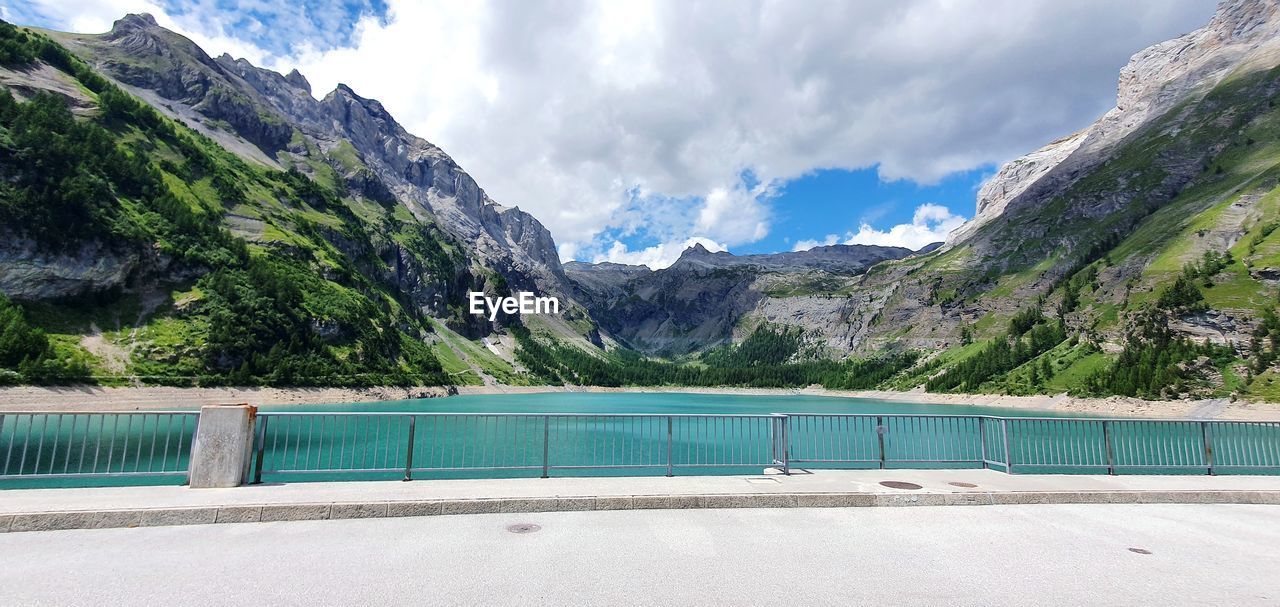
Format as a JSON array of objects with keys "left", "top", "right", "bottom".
[
  {"left": 564, "top": 243, "right": 918, "bottom": 354},
  {"left": 551, "top": 0, "right": 1280, "bottom": 400},
  {"left": 0, "top": 15, "right": 583, "bottom": 387},
  {"left": 51, "top": 14, "right": 571, "bottom": 302},
  {"left": 1, "top": 1, "right": 1279, "bottom": 401},
  {"left": 801, "top": 0, "right": 1280, "bottom": 398}
]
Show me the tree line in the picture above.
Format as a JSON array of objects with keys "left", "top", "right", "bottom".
[{"left": 514, "top": 325, "right": 919, "bottom": 390}]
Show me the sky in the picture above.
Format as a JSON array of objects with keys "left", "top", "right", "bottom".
[{"left": 4, "top": 0, "right": 1219, "bottom": 268}]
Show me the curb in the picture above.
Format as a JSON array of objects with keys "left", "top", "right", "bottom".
[{"left": 3, "top": 490, "right": 1279, "bottom": 533}]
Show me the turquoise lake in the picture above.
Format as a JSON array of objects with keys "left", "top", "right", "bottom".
[{"left": 259, "top": 392, "right": 1059, "bottom": 417}]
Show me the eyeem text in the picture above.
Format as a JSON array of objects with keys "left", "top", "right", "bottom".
[{"left": 468, "top": 291, "right": 560, "bottom": 321}]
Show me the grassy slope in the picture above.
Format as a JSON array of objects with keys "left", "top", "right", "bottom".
[
  {"left": 889, "top": 63, "right": 1280, "bottom": 400},
  {"left": 1, "top": 26, "right": 465, "bottom": 386}
]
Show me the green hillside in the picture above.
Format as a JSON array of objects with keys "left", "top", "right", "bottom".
[
  {"left": 897, "top": 61, "right": 1280, "bottom": 401},
  {"left": 0, "top": 23, "right": 462, "bottom": 386}
]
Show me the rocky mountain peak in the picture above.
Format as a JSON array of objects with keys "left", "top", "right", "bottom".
[
  {"left": 39, "top": 15, "right": 580, "bottom": 308},
  {"left": 325, "top": 83, "right": 394, "bottom": 124},
  {"left": 949, "top": 0, "right": 1280, "bottom": 247},
  {"left": 284, "top": 68, "right": 311, "bottom": 94},
  {"left": 108, "top": 13, "right": 159, "bottom": 36}
]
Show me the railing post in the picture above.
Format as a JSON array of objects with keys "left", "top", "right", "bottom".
[
  {"left": 978, "top": 417, "right": 987, "bottom": 469},
  {"left": 251, "top": 415, "right": 268, "bottom": 485},
  {"left": 666, "top": 416, "right": 674, "bottom": 477},
  {"left": 541, "top": 416, "right": 550, "bottom": 479},
  {"left": 403, "top": 416, "right": 416, "bottom": 482},
  {"left": 1001, "top": 418, "right": 1013, "bottom": 474},
  {"left": 1201, "top": 421, "right": 1215, "bottom": 476},
  {"left": 877, "top": 416, "right": 886, "bottom": 470},
  {"left": 770, "top": 417, "right": 778, "bottom": 466},
  {"left": 778, "top": 415, "right": 790, "bottom": 476},
  {"left": 1102, "top": 420, "right": 1115, "bottom": 476}
]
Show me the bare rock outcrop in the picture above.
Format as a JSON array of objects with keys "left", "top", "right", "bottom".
[{"left": 948, "top": 0, "right": 1280, "bottom": 247}]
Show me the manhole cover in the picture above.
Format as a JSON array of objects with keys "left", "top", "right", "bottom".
[
  {"left": 948, "top": 481, "right": 979, "bottom": 488},
  {"left": 879, "top": 481, "right": 923, "bottom": 490},
  {"left": 745, "top": 477, "right": 781, "bottom": 484},
  {"left": 1128, "top": 547, "right": 1152, "bottom": 555},
  {"left": 506, "top": 523, "right": 541, "bottom": 534}
]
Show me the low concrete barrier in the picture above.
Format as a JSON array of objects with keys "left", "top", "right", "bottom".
[
  {"left": 3, "top": 490, "right": 1278, "bottom": 533},
  {"left": 188, "top": 404, "right": 257, "bottom": 489}
]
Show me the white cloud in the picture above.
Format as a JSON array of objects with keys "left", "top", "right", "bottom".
[
  {"left": 14, "top": 0, "right": 1217, "bottom": 257},
  {"left": 845, "top": 204, "right": 967, "bottom": 250},
  {"left": 694, "top": 183, "right": 772, "bottom": 245},
  {"left": 593, "top": 237, "right": 726, "bottom": 270},
  {"left": 792, "top": 234, "right": 840, "bottom": 252},
  {"left": 793, "top": 204, "right": 968, "bottom": 251},
  {"left": 557, "top": 241, "right": 582, "bottom": 263}
]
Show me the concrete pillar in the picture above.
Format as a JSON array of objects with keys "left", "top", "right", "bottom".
[{"left": 188, "top": 404, "right": 258, "bottom": 488}]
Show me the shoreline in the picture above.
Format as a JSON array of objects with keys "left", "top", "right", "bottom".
[{"left": 0, "top": 384, "right": 1274, "bottom": 420}]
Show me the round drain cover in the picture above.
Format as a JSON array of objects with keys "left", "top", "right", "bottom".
[
  {"left": 948, "top": 481, "right": 979, "bottom": 488},
  {"left": 879, "top": 481, "right": 923, "bottom": 490},
  {"left": 1128, "top": 547, "right": 1152, "bottom": 555},
  {"left": 506, "top": 523, "right": 541, "bottom": 534}
]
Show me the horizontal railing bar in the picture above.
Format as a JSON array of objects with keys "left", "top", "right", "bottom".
[
  {"left": 265, "top": 467, "right": 423, "bottom": 475},
  {"left": 0, "top": 411, "right": 199, "bottom": 416},
  {"left": 0, "top": 471, "right": 189, "bottom": 479},
  {"left": 792, "top": 414, "right": 1280, "bottom": 424},
  {"left": 7, "top": 411, "right": 1279, "bottom": 424},
  {"left": 256, "top": 412, "right": 789, "bottom": 419},
  {"left": 789, "top": 458, "right": 983, "bottom": 464}
]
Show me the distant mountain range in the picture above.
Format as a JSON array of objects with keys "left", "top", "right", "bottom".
[
  {"left": 1, "top": 0, "right": 1278, "bottom": 400},
  {"left": 565, "top": 242, "right": 927, "bottom": 354}
]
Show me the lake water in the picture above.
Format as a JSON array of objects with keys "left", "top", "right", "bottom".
[{"left": 260, "top": 392, "right": 1056, "bottom": 417}]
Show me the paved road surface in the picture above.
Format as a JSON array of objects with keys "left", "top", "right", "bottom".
[{"left": 1, "top": 504, "right": 1276, "bottom": 605}]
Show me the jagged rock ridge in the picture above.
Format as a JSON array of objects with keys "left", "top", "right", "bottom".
[
  {"left": 56, "top": 14, "right": 572, "bottom": 304},
  {"left": 950, "top": 0, "right": 1280, "bottom": 246}
]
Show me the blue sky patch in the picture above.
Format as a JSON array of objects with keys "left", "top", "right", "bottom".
[
  {"left": 163, "top": 0, "right": 387, "bottom": 56},
  {"left": 740, "top": 166, "right": 993, "bottom": 254}
]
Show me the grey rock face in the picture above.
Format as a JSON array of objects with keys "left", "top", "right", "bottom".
[
  {"left": 566, "top": 243, "right": 916, "bottom": 353},
  {"left": 949, "top": 0, "right": 1280, "bottom": 250},
  {"left": 61, "top": 15, "right": 573, "bottom": 307},
  {"left": 0, "top": 237, "right": 140, "bottom": 300},
  {"left": 97, "top": 16, "right": 291, "bottom": 154},
  {"left": 218, "top": 56, "right": 571, "bottom": 297},
  {"left": 673, "top": 243, "right": 913, "bottom": 273}
]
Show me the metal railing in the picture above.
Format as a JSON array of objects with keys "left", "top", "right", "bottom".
[
  {"left": 1, "top": 410, "right": 1277, "bottom": 485},
  {"left": 784, "top": 415, "right": 1280, "bottom": 475},
  {"left": 786, "top": 415, "right": 987, "bottom": 468},
  {"left": 251, "top": 412, "right": 1280, "bottom": 481},
  {"left": 0, "top": 411, "right": 199, "bottom": 479},
  {"left": 251, "top": 413, "right": 789, "bottom": 481}
]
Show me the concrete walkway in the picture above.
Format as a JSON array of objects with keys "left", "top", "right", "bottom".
[
  {"left": 2, "top": 469, "right": 1279, "bottom": 533},
  {"left": 3, "top": 504, "right": 1279, "bottom": 605}
]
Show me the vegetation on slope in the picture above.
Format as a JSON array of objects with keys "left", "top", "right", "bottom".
[
  {"left": 515, "top": 324, "right": 918, "bottom": 390},
  {"left": 0, "top": 23, "right": 452, "bottom": 386},
  {"left": 0, "top": 294, "right": 91, "bottom": 384},
  {"left": 901, "top": 59, "right": 1280, "bottom": 402}
]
